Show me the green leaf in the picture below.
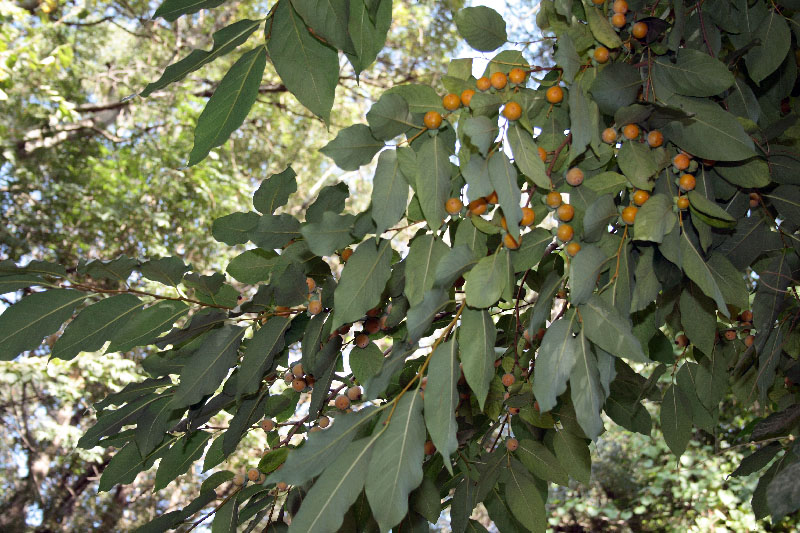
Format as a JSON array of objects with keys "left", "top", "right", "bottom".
[
  {"left": 365, "top": 392, "right": 426, "bottom": 532},
  {"left": 83, "top": 256, "right": 138, "bottom": 282},
  {"left": 99, "top": 441, "right": 167, "bottom": 492},
  {"left": 212, "top": 491, "right": 239, "bottom": 533},
  {"left": 765, "top": 185, "right": 800, "bottom": 226},
  {"left": 405, "top": 289, "right": 449, "bottom": 344},
  {"left": 579, "top": 295, "right": 649, "bottom": 363},
  {"left": 510, "top": 228, "right": 553, "bottom": 272},
  {"left": 708, "top": 254, "right": 749, "bottom": 310},
  {"left": 570, "top": 329, "right": 605, "bottom": 439},
  {"left": 331, "top": 239, "right": 392, "bottom": 330},
  {"left": 424, "top": 339, "right": 459, "bottom": 473},
  {"left": 371, "top": 150, "right": 410, "bottom": 235},
  {"left": 140, "top": 257, "right": 190, "bottom": 287},
  {"left": 350, "top": 341, "right": 384, "bottom": 384},
  {"left": 306, "top": 182, "right": 349, "bottom": 223},
  {"left": 533, "top": 316, "right": 579, "bottom": 412},
  {"left": 652, "top": 49, "right": 734, "bottom": 97},
  {"left": 507, "top": 124, "right": 550, "bottom": 189},
  {"left": 237, "top": 316, "right": 291, "bottom": 397},
  {"left": 301, "top": 212, "right": 356, "bottom": 257},
  {"left": 633, "top": 194, "right": 676, "bottom": 243},
  {"left": 462, "top": 155, "right": 492, "bottom": 201},
  {"left": 550, "top": 429, "right": 591, "bottom": 485},
  {"left": 464, "top": 250, "right": 513, "bottom": 308},
  {"left": 582, "top": 194, "right": 617, "bottom": 243},
  {"left": 0, "top": 274, "right": 49, "bottom": 294},
  {"left": 454, "top": 217, "right": 488, "bottom": 258},
  {"left": 680, "top": 233, "right": 728, "bottom": 314},
  {"left": 52, "top": 294, "right": 144, "bottom": 360},
  {"left": 590, "top": 63, "right": 641, "bottom": 115},
  {"left": 746, "top": 8, "right": 791, "bottom": 84},
  {"left": 320, "top": 124, "right": 384, "bottom": 171},
  {"left": 288, "top": 437, "right": 377, "bottom": 533},
  {"left": 459, "top": 308, "right": 497, "bottom": 410},
  {"left": 108, "top": 301, "right": 189, "bottom": 353},
  {"left": 95, "top": 377, "right": 171, "bottom": 410},
  {"left": 141, "top": 19, "right": 261, "bottom": 97},
  {"left": 463, "top": 116, "right": 498, "bottom": 157},
  {"left": 153, "top": 0, "right": 226, "bottom": 21},
  {"left": 135, "top": 394, "right": 180, "bottom": 457},
  {"left": 154, "top": 431, "right": 211, "bottom": 491},
  {"left": 169, "top": 325, "right": 245, "bottom": 409},
  {"left": 268, "top": 0, "right": 339, "bottom": 122},
  {"left": 679, "top": 285, "right": 716, "bottom": 356},
  {"left": 249, "top": 214, "right": 301, "bottom": 250},
  {"left": 404, "top": 235, "right": 449, "bottom": 307},
  {"left": 258, "top": 446, "right": 290, "bottom": 474},
  {"left": 416, "top": 135, "right": 452, "bottom": 231},
  {"left": 715, "top": 158, "right": 770, "bottom": 188},
  {"left": 489, "top": 152, "right": 523, "bottom": 239},
  {"left": 568, "top": 84, "right": 597, "bottom": 160},
  {"left": 0, "top": 289, "right": 86, "bottom": 361},
  {"left": 731, "top": 442, "right": 782, "bottom": 477},
  {"left": 308, "top": 336, "right": 343, "bottom": 418},
  {"left": 291, "top": 0, "right": 354, "bottom": 54},
  {"left": 454, "top": 6, "right": 507, "bottom": 52},
  {"left": 224, "top": 390, "right": 270, "bottom": 455},
  {"left": 617, "top": 140, "right": 658, "bottom": 190},
  {"left": 189, "top": 47, "right": 267, "bottom": 165},
  {"left": 555, "top": 33, "right": 581, "bottom": 84},
  {"left": 253, "top": 167, "right": 297, "bottom": 215},
  {"left": 569, "top": 244, "right": 607, "bottom": 305},
  {"left": 687, "top": 191, "right": 736, "bottom": 226},
  {"left": 660, "top": 383, "right": 693, "bottom": 457},
  {"left": 767, "top": 460, "right": 800, "bottom": 520},
  {"left": 367, "top": 93, "right": 414, "bottom": 140},
  {"left": 227, "top": 249, "right": 280, "bottom": 284},
  {"left": 347, "top": 0, "right": 391, "bottom": 75},
  {"left": 504, "top": 459, "right": 547, "bottom": 533},
  {"left": 385, "top": 84, "right": 445, "bottom": 115},
  {"left": 516, "top": 438, "right": 569, "bottom": 486},
  {"left": 212, "top": 212, "right": 260, "bottom": 245},
  {"left": 583, "top": 2, "right": 622, "bottom": 48}
]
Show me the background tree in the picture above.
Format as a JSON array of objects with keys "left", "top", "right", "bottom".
[{"left": 3, "top": 0, "right": 800, "bottom": 532}]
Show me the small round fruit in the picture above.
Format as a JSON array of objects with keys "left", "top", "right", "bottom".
[
  {"left": 679, "top": 174, "right": 696, "bottom": 192},
  {"left": 461, "top": 89, "right": 476, "bottom": 107},
  {"left": 506, "top": 438, "right": 519, "bottom": 451},
  {"left": 341, "top": 248, "right": 353, "bottom": 262},
  {"left": 502, "top": 373, "right": 516, "bottom": 387},
  {"left": 521, "top": 207, "right": 535, "bottom": 226},
  {"left": 744, "top": 335, "right": 755, "bottom": 347},
  {"left": 557, "top": 203, "right": 575, "bottom": 222},
  {"left": 621, "top": 206, "right": 638, "bottom": 224},
  {"left": 546, "top": 86, "right": 564, "bottom": 104},
  {"left": 673, "top": 153, "right": 690, "bottom": 170},
  {"left": 318, "top": 415, "right": 330, "bottom": 428},
  {"left": 310, "top": 426, "right": 321, "bottom": 433},
  {"left": 602, "top": 127, "right": 618, "bottom": 144},
  {"left": 476, "top": 76, "right": 491, "bottom": 91},
  {"left": 233, "top": 473, "right": 246, "bottom": 486},
  {"left": 676, "top": 334, "right": 689, "bottom": 347},
  {"left": 546, "top": 191, "right": 563, "bottom": 208},
  {"left": 364, "top": 318, "right": 380, "bottom": 334},
  {"left": 423, "top": 110, "right": 442, "bottom": 129},
  {"left": 468, "top": 197, "right": 488, "bottom": 216},
  {"left": 306, "top": 277, "right": 317, "bottom": 292},
  {"left": 335, "top": 395, "right": 351, "bottom": 410},
  {"left": 529, "top": 151, "right": 543, "bottom": 169},
  {"left": 355, "top": 333, "right": 370, "bottom": 348},
  {"left": 292, "top": 363, "right": 304, "bottom": 377},
  {"left": 566, "top": 167, "right": 584, "bottom": 186},
  {"left": 647, "top": 130, "right": 664, "bottom": 147},
  {"left": 338, "top": 324, "right": 351, "bottom": 335},
  {"left": 445, "top": 197, "right": 463, "bottom": 215},
  {"left": 632, "top": 190, "right": 650, "bottom": 206},
  {"left": 292, "top": 378, "right": 307, "bottom": 392},
  {"left": 443, "top": 93, "right": 461, "bottom": 111},
  {"left": 503, "top": 233, "right": 521, "bottom": 250},
  {"left": 276, "top": 481, "right": 288, "bottom": 491},
  {"left": 566, "top": 242, "right": 581, "bottom": 257},
  {"left": 724, "top": 330, "right": 737, "bottom": 341},
  {"left": 308, "top": 300, "right": 322, "bottom": 315},
  {"left": 275, "top": 306, "right": 291, "bottom": 317},
  {"left": 677, "top": 196, "right": 689, "bottom": 210},
  {"left": 534, "top": 400, "right": 540, "bottom": 411},
  {"left": 258, "top": 473, "right": 267, "bottom": 483},
  {"left": 594, "top": 46, "right": 610, "bottom": 63},
  {"left": 248, "top": 468, "right": 261, "bottom": 482},
  {"left": 486, "top": 191, "right": 499, "bottom": 204},
  {"left": 611, "top": 12, "right": 626, "bottom": 28},
  {"left": 366, "top": 307, "right": 381, "bottom": 317},
  {"left": 749, "top": 192, "right": 760, "bottom": 208},
  {"left": 740, "top": 310, "right": 753, "bottom": 322},
  {"left": 557, "top": 224, "right": 574, "bottom": 242},
  {"left": 503, "top": 101, "right": 523, "bottom": 121},
  {"left": 424, "top": 440, "right": 436, "bottom": 455},
  {"left": 508, "top": 407, "right": 520, "bottom": 415},
  {"left": 261, "top": 419, "right": 275, "bottom": 432},
  {"left": 509, "top": 67, "right": 527, "bottom": 85},
  {"left": 347, "top": 386, "right": 363, "bottom": 401},
  {"left": 622, "top": 123, "right": 640, "bottom": 140},
  {"left": 283, "top": 372, "right": 294, "bottom": 383},
  {"left": 613, "top": 0, "right": 628, "bottom": 13},
  {"left": 632, "top": 21, "right": 648, "bottom": 39},
  {"left": 490, "top": 71, "right": 508, "bottom": 90}
]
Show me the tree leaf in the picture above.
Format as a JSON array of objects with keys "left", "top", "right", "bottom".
[
  {"left": 153, "top": 0, "right": 226, "bottom": 21},
  {"left": 82, "top": 256, "right": 138, "bottom": 282},
  {"left": 308, "top": 336, "right": 343, "bottom": 418},
  {"left": 404, "top": 235, "right": 449, "bottom": 307},
  {"left": 652, "top": 48, "right": 734, "bottom": 97},
  {"left": 371, "top": 150, "right": 410, "bottom": 235},
  {"left": 765, "top": 185, "right": 800, "bottom": 226},
  {"left": 680, "top": 232, "right": 728, "bottom": 315},
  {"left": 516, "top": 438, "right": 569, "bottom": 486},
  {"left": 660, "top": 383, "right": 693, "bottom": 457},
  {"left": 579, "top": 295, "right": 649, "bottom": 363},
  {"left": 135, "top": 394, "right": 180, "bottom": 457},
  {"left": 746, "top": 8, "right": 791, "bottom": 84},
  {"left": 462, "top": 155, "right": 493, "bottom": 201},
  {"left": 533, "top": 316, "right": 579, "bottom": 412},
  {"left": 226, "top": 249, "right": 280, "bottom": 284},
  {"left": 570, "top": 328, "right": 606, "bottom": 439},
  {"left": 52, "top": 294, "right": 144, "bottom": 360},
  {"left": 211, "top": 491, "right": 239, "bottom": 533},
  {"left": 331, "top": 239, "right": 393, "bottom": 330},
  {"left": 679, "top": 285, "right": 716, "bottom": 356},
  {"left": 108, "top": 301, "right": 189, "bottom": 353},
  {"left": 424, "top": 339, "right": 459, "bottom": 473},
  {"left": 154, "top": 431, "right": 211, "bottom": 491},
  {"left": 248, "top": 214, "right": 301, "bottom": 250},
  {"left": 99, "top": 440, "right": 169, "bottom": 492},
  {"left": 141, "top": 19, "right": 261, "bottom": 97},
  {"left": 507, "top": 124, "right": 550, "bottom": 189},
  {"left": 569, "top": 244, "right": 607, "bottom": 305},
  {"left": 454, "top": 6, "right": 507, "bottom": 52},
  {"left": 79, "top": 393, "right": 161, "bottom": 449},
  {"left": 320, "top": 124, "right": 384, "bottom": 170},
  {"left": 510, "top": 228, "right": 553, "bottom": 272},
  {"left": 489, "top": 152, "right": 523, "bottom": 239},
  {"left": 223, "top": 389, "right": 270, "bottom": 455},
  {"left": 347, "top": 0, "right": 392, "bottom": 75},
  {"left": 464, "top": 250, "right": 513, "bottom": 309},
  {"left": 0, "top": 289, "right": 87, "bottom": 361},
  {"left": 350, "top": 341, "right": 384, "bottom": 384},
  {"left": 731, "top": 442, "right": 782, "bottom": 477},
  {"left": 459, "top": 308, "right": 497, "bottom": 410},
  {"left": 590, "top": 63, "right": 641, "bottom": 115},
  {"left": 253, "top": 167, "right": 297, "bottom": 215},
  {"left": 301, "top": 212, "right": 356, "bottom": 257},
  {"left": 405, "top": 289, "right": 449, "bottom": 345},
  {"left": 504, "top": 459, "right": 547, "bottom": 533},
  {"left": 555, "top": 33, "right": 581, "bottom": 84},
  {"left": 237, "top": 316, "right": 291, "bottom": 397},
  {"left": 462, "top": 115, "right": 498, "bottom": 156},
  {"left": 687, "top": 191, "right": 736, "bottom": 225},
  {"left": 290, "top": 0, "right": 354, "bottom": 54},
  {"left": 617, "top": 140, "right": 658, "bottom": 190},
  {"left": 367, "top": 93, "right": 414, "bottom": 140},
  {"left": 549, "top": 429, "right": 591, "bottom": 485},
  {"left": 416, "top": 135, "right": 452, "bottom": 231},
  {"left": 140, "top": 257, "right": 190, "bottom": 287}
]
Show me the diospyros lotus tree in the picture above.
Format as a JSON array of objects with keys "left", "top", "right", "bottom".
[{"left": 3, "top": 0, "right": 800, "bottom": 530}]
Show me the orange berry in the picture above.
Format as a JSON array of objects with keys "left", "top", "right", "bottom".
[
  {"left": 632, "top": 21, "right": 648, "bottom": 39},
  {"left": 261, "top": 419, "right": 275, "bottom": 432},
  {"left": 677, "top": 196, "right": 689, "bottom": 210},
  {"left": 503, "top": 233, "right": 521, "bottom": 250},
  {"left": 611, "top": 12, "right": 626, "bottom": 28},
  {"left": 594, "top": 46, "right": 610, "bottom": 63},
  {"left": 557, "top": 224, "right": 574, "bottom": 242},
  {"left": 646, "top": 130, "right": 664, "bottom": 147},
  {"left": 442, "top": 93, "right": 460, "bottom": 111},
  {"left": 633, "top": 190, "right": 650, "bottom": 206},
  {"left": 622, "top": 123, "right": 640, "bottom": 140},
  {"left": 613, "top": 0, "right": 628, "bottom": 13},
  {"left": 506, "top": 438, "right": 519, "bottom": 451},
  {"left": 537, "top": 146, "right": 547, "bottom": 161},
  {"left": 676, "top": 334, "right": 689, "bottom": 347},
  {"left": 248, "top": 468, "right": 261, "bottom": 481},
  {"left": 749, "top": 192, "right": 760, "bottom": 208},
  {"left": 509, "top": 67, "right": 527, "bottom": 85},
  {"left": 602, "top": 127, "right": 617, "bottom": 144},
  {"left": 276, "top": 481, "right": 288, "bottom": 491},
  {"left": 341, "top": 248, "right": 353, "bottom": 262},
  {"left": 423, "top": 110, "right": 442, "bottom": 129},
  {"left": 502, "top": 101, "right": 522, "bottom": 121},
  {"left": 306, "top": 277, "right": 316, "bottom": 292},
  {"left": 740, "top": 310, "right": 754, "bottom": 322},
  {"left": 508, "top": 406, "right": 520, "bottom": 415},
  {"left": 546, "top": 86, "right": 564, "bottom": 104},
  {"left": 468, "top": 197, "right": 488, "bottom": 216},
  {"left": 565, "top": 242, "right": 581, "bottom": 256},
  {"left": 424, "top": 440, "right": 436, "bottom": 455},
  {"left": 744, "top": 335, "right": 755, "bottom": 347},
  {"left": 485, "top": 190, "right": 499, "bottom": 204},
  {"left": 335, "top": 395, "right": 351, "bottom": 410},
  {"left": 308, "top": 300, "right": 322, "bottom": 315},
  {"left": 557, "top": 203, "right": 575, "bottom": 221},
  {"left": 490, "top": 71, "right": 508, "bottom": 90},
  {"left": 318, "top": 415, "right": 330, "bottom": 428},
  {"left": 502, "top": 373, "right": 516, "bottom": 387},
  {"left": 355, "top": 333, "right": 370, "bottom": 348},
  {"left": 461, "top": 89, "right": 476, "bottom": 107},
  {"left": 673, "top": 153, "right": 690, "bottom": 170},
  {"left": 292, "top": 378, "right": 307, "bottom": 392},
  {"left": 347, "top": 386, "right": 362, "bottom": 401},
  {"left": 445, "top": 197, "right": 463, "bottom": 215},
  {"left": 621, "top": 206, "right": 638, "bottom": 224},
  {"left": 545, "top": 191, "right": 563, "bottom": 208},
  {"left": 476, "top": 76, "right": 491, "bottom": 91},
  {"left": 521, "top": 207, "right": 535, "bottom": 226},
  {"left": 679, "top": 174, "right": 696, "bottom": 192},
  {"left": 566, "top": 167, "right": 584, "bottom": 186},
  {"left": 500, "top": 217, "right": 508, "bottom": 231},
  {"left": 724, "top": 330, "right": 737, "bottom": 341}
]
